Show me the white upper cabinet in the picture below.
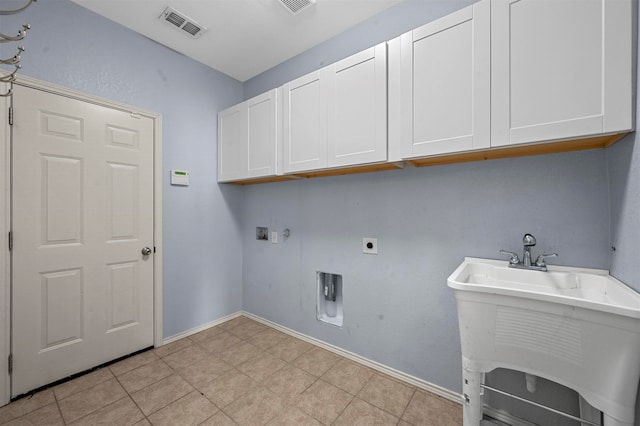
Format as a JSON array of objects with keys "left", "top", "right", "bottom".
[
  {"left": 283, "top": 70, "right": 328, "bottom": 173},
  {"left": 327, "top": 43, "right": 387, "bottom": 168},
  {"left": 491, "top": 0, "right": 634, "bottom": 147},
  {"left": 218, "top": 89, "right": 279, "bottom": 182},
  {"left": 218, "top": 103, "right": 244, "bottom": 182},
  {"left": 284, "top": 43, "right": 388, "bottom": 173},
  {"left": 389, "top": 0, "right": 490, "bottom": 159}
]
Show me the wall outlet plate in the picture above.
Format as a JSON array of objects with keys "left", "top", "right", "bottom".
[{"left": 362, "top": 237, "right": 378, "bottom": 254}]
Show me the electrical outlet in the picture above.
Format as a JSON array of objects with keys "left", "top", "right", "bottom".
[
  {"left": 362, "top": 237, "right": 378, "bottom": 254},
  {"left": 271, "top": 231, "right": 278, "bottom": 244}
]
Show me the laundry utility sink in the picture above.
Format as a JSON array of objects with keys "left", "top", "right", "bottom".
[{"left": 448, "top": 257, "right": 640, "bottom": 426}]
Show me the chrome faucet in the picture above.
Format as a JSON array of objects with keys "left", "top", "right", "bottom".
[{"left": 500, "top": 233, "right": 558, "bottom": 272}]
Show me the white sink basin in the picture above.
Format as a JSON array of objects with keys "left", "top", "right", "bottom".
[
  {"left": 448, "top": 257, "right": 640, "bottom": 426},
  {"left": 449, "top": 257, "right": 640, "bottom": 317}
]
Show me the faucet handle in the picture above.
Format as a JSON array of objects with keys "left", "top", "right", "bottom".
[
  {"left": 535, "top": 253, "right": 558, "bottom": 267},
  {"left": 500, "top": 250, "right": 520, "bottom": 265}
]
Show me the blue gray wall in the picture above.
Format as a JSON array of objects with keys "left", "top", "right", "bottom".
[{"left": 0, "top": 0, "right": 245, "bottom": 338}]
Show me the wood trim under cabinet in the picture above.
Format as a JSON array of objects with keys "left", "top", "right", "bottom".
[
  {"left": 222, "top": 133, "right": 628, "bottom": 185},
  {"left": 404, "top": 132, "right": 629, "bottom": 168}
]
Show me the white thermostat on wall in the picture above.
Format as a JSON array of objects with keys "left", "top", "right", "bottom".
[{"left": 170, "top": 170, "right": 189, "bottom": 186}]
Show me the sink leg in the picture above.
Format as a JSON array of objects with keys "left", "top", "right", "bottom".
[
  {"left": 462, "top": 370, "right": 483, "bottom": 426},
  {"left": 602, "top": 413, "right": 633, "bottom": 426}
]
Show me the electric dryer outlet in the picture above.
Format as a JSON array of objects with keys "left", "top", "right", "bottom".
[{"left": 362, "top": 238, "right": 378, "bottom": 254}]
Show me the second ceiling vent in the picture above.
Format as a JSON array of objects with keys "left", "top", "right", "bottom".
[
  {"left": 159, "top": 7, "right": 207, "bottom": 38},
  {"left": 278, "top": 0, "right": 316, "bottom": 15}
]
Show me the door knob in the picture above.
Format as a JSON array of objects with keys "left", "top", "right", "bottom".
[{"left": 141, "top": 247, "right": 152, "bottom": 256}]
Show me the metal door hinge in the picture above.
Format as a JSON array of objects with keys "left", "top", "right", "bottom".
[
  {"left": 8, "top": 231, "right": 12, "bottom": 251},
  {"left": 8, "top": 354, "right": 12, "bottom": 375},
  {"left": 8, "top": 106, "right": 13, "bottom": 126}
]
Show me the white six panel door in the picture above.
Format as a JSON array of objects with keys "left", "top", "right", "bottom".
[{"left": 11, "top": 85, "right": 154, "bottom": 396}]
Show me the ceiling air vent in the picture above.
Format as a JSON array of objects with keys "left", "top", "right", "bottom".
[
  {"left": 278, "top": 0, "right": 316, "bottom": 15},
  {"left": 159, "top": 7, "right": 207, "bottom": 38}
]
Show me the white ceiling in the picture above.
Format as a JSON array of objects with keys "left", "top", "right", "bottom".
[{"left": 70, "top": 0, "right": 404, "bottom": 82}]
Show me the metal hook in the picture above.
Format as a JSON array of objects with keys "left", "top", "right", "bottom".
[
  {"left": 0, "top": 65, "right": 21, "bottom": 83},
  {"left": 0, "top": 0, "right": 36, "bottom": 15},
  {"left": 0, "top": 46, "right": 24, "bottom": 65},
  {"left": 0, "top": 24, "right": 31, "bottom": 43}
]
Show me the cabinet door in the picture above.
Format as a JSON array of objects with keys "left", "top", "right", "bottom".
[
  {"left": 247, "top": 89, "right": 278, "bottom": 178},
  {"left": 491, "top": 0, "right": 634, "bottom": 147},
  {"left": 217, "top": 103, "right": 245, "bottom": 182},
  {"left": 395, "top": 0, "right": 490, "bottom": 158},
  {"left": 283, "top": 70, "right": 328, "bottom": 173},
  {"left": 327, "top": 43, "right": 387, "bottom": 167}
]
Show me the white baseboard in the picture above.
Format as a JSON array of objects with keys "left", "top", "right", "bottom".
[
  {"left": 161, "top": 311, "right": 242, "bottom": 345},
  {"left": 241, "top": 311, "right": 462, "bottom": 405}
]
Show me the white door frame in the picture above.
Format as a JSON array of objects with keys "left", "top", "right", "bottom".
[{"left": 0, "top": 74, "right": 163, "bottom": 405}]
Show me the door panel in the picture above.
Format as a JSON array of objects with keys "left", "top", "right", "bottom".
[{"left": 11, "top": 84, "right": 154, "bottom": 396}]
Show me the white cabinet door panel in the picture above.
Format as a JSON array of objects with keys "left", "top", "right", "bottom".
[
  {"left": 395, "top": 0, "right": 490, "bottom": 158},
  {"left": 328, "top": 43, "right": 387, "bottom": 167},
  {"left": 247, "top": 90, "right": 278, "bottom": 178},
  {"left": 491, "top": 0, "right": 633, "bottom": 147},
  {"left": 283, "top": 70, "right": 328, "bottom": 173},
  {"left": 217, "top": 105, "right": 245, "bottom": 182}
]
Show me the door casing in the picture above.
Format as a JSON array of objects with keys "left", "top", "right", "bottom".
[{"left": 0, "top": 74, "right": 163, "bottom": 405}]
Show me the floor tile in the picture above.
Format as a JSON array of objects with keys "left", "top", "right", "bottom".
[
  {"left": 176, "top": 355, "right": 233, "bottom": 389},
  {"left": 227, "top": 320, "right": 267, "bottom": 340},
  {"left": 197, "top": 331, "right": 242, "bottom": 354},
  {"left": 162, "top": 344, "right": 209, "bottom": 370},
  {"left": 218, "top": 341, "right": 263, "bottom": 367},
  {"left": 218, "top": 316, "right": 251, "bottom": 330},
  {"left": 199, "top": 411, "right": 237, "bottom": 426},
  {"left": 401, "top": 390, "right": 463, "bottom": 426},
  {"left": 199, "top": 369, "right": 257, "bottom": 409},
  {"left": 188, "top": 326, "right": 225, "bottom": 344},
  {"left": 224, "top": 386, "right": 284, "bottom": 426},
  {"left": 333, "top": 398, "right": 399, "bottom": 426},
  {"left": 321, "top": 358, "right": 374, "bottom": 395},
  {"left": 296, "top": 380, "right": 353, "bottom": 425},
  {"left": 109, "top": 350, "right": 159, "bottom": 377},
  {"left": 266, "top": 406, "right": 323, "bottom": 426},
  {"left": 0, "top": 389, "right": 55, "bottom": 424},
  {"left": 147, "top": 391, "right": 218, "bottom": 426},
  {"left": 357, "top": 374, "right": 415, "bottom": 418},
  {"left": 117, "top": 359, "right": 174, "bottom": 394},
  {"left": 130, "top": 374, "right": 193, "bottom": 416},
  {"left": 53, "top": 368, "right": 114, "bottom": 400},
  {"left": 237, "top": 353, "right": 286, "bottom": 382},
  {"left": 247, "top": 328, "right": 288, "bottom": 350},
  {"left": 154, "top": 338, "right": 194, "bottom": 358},
  {"left": 58, "top": 378, "right": 127, "bottom": 423},
  {"left": 262, "top": 365, "right": 317, "bottom": 403},
  {"left": 292, "top": 348, "right": 341, "bottom": 377},
  {"left": 68, "top": 396, "right": 143, "bottom": 425},
  {"left": 2, "top": 403, "right": 63, "bottom": 426},
  {"left": 267, "top": 337, "right": 313, "bottom": 362}
]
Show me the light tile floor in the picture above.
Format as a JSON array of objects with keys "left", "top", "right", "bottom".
[{"left": 0, "top": 316, "right": 463, "bottom": 425}]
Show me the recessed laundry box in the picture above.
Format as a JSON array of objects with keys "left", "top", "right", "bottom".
[{"left": 317, "top": 272, "right": 343, "bottom": 327}]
